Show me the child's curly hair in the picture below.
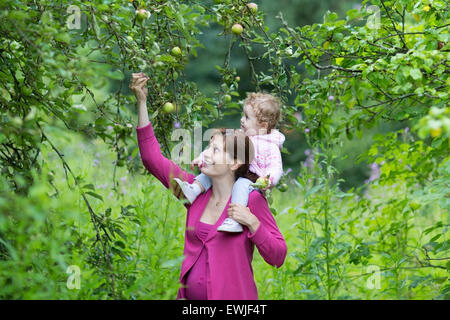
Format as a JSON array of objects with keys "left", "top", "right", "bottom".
[{"left": 244, "top": 92, "right": 282, "bottom": 133}]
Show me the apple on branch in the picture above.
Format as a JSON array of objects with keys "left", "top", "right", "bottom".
[
  {"left": 277, "top": 183, "right": 288, "bottom": 192},
  {"left": 231, "top": 23, "right": 243, "bottom": 36},
  {"left": 247, "top": 3, "right": 258, "bottom": 13},
  {"left": 136, "top": 9, "right": 151, "bottom": 22},
  {"left": 171, "top": 46, "right": 182, "bottom": 57},
  {"left": 163, "top": 102, "right": 176, "bottom": 113}
]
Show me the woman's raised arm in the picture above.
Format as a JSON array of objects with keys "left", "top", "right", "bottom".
[{"left": 131, "top": 73, "right": 195, "bottom": 202}]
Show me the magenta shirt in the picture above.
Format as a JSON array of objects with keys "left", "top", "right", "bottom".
[
  {"left": 136, "top": 122, "right": 287, "bottom": 300},
  {"left": 185, "top": 221, "right": 212, "bottom": 300}
]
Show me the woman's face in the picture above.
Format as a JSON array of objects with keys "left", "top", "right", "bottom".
[{"left": 200, "top": 135, "right": 235, "bottom": 178}]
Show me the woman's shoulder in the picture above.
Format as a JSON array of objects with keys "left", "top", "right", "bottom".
[{"left": 248, "top": 189, "right": 268, "bottom": 206}]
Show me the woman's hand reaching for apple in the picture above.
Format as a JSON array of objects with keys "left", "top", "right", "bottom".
[{"left": 129, "top": 72, "right": 149, "bottom": 104}]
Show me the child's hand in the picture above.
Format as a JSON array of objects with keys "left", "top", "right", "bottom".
[
  {"left": 190, "top": 155, "right": 203, "bottom": 171},
  {"left": 252, "top": 175, "right": 271, "bottom": 190}
]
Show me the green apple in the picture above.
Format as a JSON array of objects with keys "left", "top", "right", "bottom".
[
  {"left": 21, "top": 86, "right": 32, "bottom": 96},
  {"left": 171, "top": 46, "right": 182, "bottom": 57},
  {"left": 235, "top": 76, "right": 240, "bottom": 82},
  {"left": 223, "top": 94, "right": 231, "bottom": 102},
  {"left": 136, "top": 9, "right": 151, "bottom": 22},
  {"left": 163, "top": 102, "right": 176, "bottom": 113},
  {"left": 277, "top": 183, "right": 288, "bottom": 192},
  {"left": 247, "top": 3, "right": 258, "bottom": 13},
  {"left": 231, "top": 23, "right": 243, "bottom": 36}
]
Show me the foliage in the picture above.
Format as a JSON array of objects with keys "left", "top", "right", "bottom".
[{"left": 254, "top": 140, "right": 448, "bottom": 300}]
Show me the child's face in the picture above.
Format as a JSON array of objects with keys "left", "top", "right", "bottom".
[{"left": 240, "top": 104, "right": 267, "bottom": 136}]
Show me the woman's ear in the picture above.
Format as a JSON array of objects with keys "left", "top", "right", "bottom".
[{"left": 229, "top": 160, "right": 243, "bottom": 172}]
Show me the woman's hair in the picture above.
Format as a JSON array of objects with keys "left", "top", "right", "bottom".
[
  {"left": 244, "top": 92, "right": 282, "bottom": 133},
  {"left": 209, "top": 128, "right": 259, "bottom": 183}
]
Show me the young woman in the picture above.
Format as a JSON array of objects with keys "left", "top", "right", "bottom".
[{"left": 130, "top": 73, "right": 287, "bottom": 299}]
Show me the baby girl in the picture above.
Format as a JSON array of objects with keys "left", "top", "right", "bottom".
[{"left": 175, "top": 92, "right": 285, "bottom": 232}]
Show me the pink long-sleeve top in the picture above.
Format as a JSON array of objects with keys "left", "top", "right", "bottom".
[
  {"left": 136, "top": 121, "right": 287, "bottom": 300},
  {"left": 248, "top": 129, "right": 285, "bottom": 186}
]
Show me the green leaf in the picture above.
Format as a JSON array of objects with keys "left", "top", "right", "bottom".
[
  {"left": 82, "top": 183, "right": 95, "bottom": 190},
  {"left": 115, "top": 228, "right": 127, "bottom": 240},
  {"left": 85, "top": 191, "right": 103, "bottom": 201},
  {"left": 410, "top": 68, "right": 422, "bottom": 80},
  {"left": 369, "top": 146, "right": 378, "bottom": 156},
  {"left": 305, "top": 184, "right": 324, "bottom": 199},
  {"left": 72, "top": 104, "right": 87, "bottom": 113},
  {"left": 114, "top": 241, "right": 125, "bottom": 249},
  {"left": 429, "top": 234, "right": 441, "bottom": 242},
  {"left": 111, "top": 246, "right": 127, "bottom": 259},
  {"left": 55, "top": 33, "right": 71, "bottom": 44},
  {"left": 324, "top": 11, "right": 338, "bottom": 23},
  {"left": 424, "top": 222, "right": 443, "bottom": 235}
]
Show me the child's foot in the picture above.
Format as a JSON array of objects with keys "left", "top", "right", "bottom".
[
  {"left": 217, "top": 218, "right": 243, "bottom": 232},
  {"left": 173, "top": 178, "right": 201, "bottom": 204}
]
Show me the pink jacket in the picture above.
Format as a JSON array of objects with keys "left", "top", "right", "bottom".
[
  {"left": 248, "top": 129, "right": 285, "bottom": 186},
  {"left": 136, "top": 122, "right": 287, "bottom": 300}
]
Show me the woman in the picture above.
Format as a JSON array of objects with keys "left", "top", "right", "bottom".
[{"left": 130, "top": 72, "right": 287, "bottom": 300}]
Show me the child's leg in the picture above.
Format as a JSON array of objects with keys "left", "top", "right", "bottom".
[
  {"left": 230, "top": 177, "right": 254, "bottom": 206},
  {"left": 217, "top": 177, "right": 253, "bottom": 233},
  {"left": 194, "top": 173, "right": 212, "bottom": 193},
  {"left": 173, "top": 173, "right": 212, "bottom": 204}
]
